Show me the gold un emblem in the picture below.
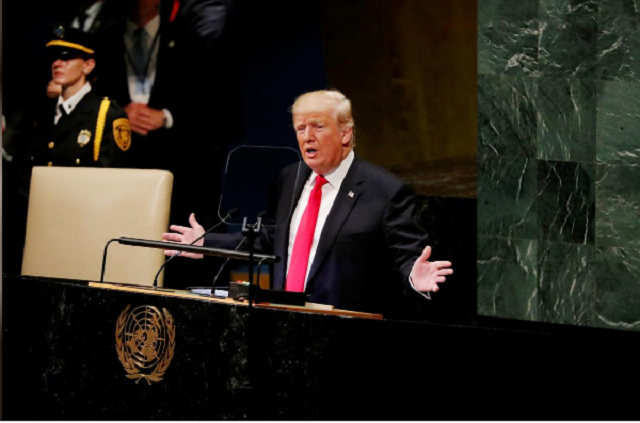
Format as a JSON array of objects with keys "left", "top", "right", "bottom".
[{"left": 116, "top": 305, "right": 176, "bottom": 384}]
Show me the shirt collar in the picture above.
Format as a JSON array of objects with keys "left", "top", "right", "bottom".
[
  {"left": 126, "top": 14, "right": 161, "bottom": 39},
  {"left": 309, "top": 149, "right": 355, "bottom": 188},
  {"left": 57, "top": 82, "right": 92, "bottom": 115},
  {"left": 85, "top": 1, "right": 104, "bottom": 19}
]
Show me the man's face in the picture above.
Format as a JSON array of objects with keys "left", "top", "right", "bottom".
[
  {"left": 51, "top": 57, "right": 90, "bottom": 87},
  {"left": 294, "top": 107, "right": 351, "bottom": 175}
]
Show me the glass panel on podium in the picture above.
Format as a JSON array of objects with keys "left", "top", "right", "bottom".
[{"left": 216, "top": 145, "right": 303, "bottom": 288}]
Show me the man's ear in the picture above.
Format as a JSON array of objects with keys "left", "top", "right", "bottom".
[
  {"left": 341, "top": 127, "right": 353, "bottom": 146},
  {"left": 84, "top": 58, "right": 96, "bottom": 75}
]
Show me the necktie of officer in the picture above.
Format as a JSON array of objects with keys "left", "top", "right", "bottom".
[
  {"left": 131, "top": 27, "right": 149, "bottom": 78},
  {"left": 286, "top": 175, "right": 329, "bottom": 292},
  {"left": 56, "top": 104, "right": 68, "bottom": 125}
]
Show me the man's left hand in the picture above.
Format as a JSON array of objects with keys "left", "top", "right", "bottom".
[{"left": 410, "top": 246, "right": 453, "bottom": 293}]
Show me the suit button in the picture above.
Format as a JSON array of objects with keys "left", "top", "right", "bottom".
[
  {"left": 47, "top": 161, "right": 53, "bottom": 167},
  {"left": 76, "top": 159, "right": 81, "bottom": 165},
  {"left": 48, "top": 142, "right": 55, "bottom": 149},
  {"left": 30, "top": 156, "right": 34, "bottom": 161}
]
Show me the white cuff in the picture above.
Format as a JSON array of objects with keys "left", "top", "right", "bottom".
[
  {"left": 409, "top": 275, "right": 431, "bottom": 301},
  {"left": 162, "top": 109, "right": 174, "bottom": 129}
]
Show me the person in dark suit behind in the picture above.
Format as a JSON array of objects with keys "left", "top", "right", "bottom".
[
  {"left": 92, "top": 0, "right": 174, "bottom": 169},
  {"left": 27, "top": 26, "right": 131, "bottom": 170},
  {"left": 162, "top": 90, "right": 453, "bottom": 317}
]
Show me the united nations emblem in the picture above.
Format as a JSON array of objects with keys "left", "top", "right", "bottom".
[
  {"left": 77, "top": 129, "right": 91, "bottom": 147},
  {"left": 115, "top": 305, "right": 176, "bottom": 385},
  {"left": 113, "top": 118, "right": 131, "bottom": 151}
]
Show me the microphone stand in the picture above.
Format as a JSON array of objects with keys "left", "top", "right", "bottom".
[
  {"left": 241, "top": 215, "right": 263, "bottom": 309},
  {"left": 210, "top": 237, "right": 247, "bottom": 296},
  {"left": 239, "top": 214, "right": 264, "bottom": 419}
]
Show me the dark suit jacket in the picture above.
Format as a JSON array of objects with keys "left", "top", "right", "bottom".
[{"left": 205, "top": 154, "right": 429, "bottom": 316}]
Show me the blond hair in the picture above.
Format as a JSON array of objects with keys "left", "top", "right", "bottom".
[{"left": 291, "top": 89, "right": 356, "bottom": 146}]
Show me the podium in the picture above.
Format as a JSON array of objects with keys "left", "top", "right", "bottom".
[{"left": 3, "top": 274, "right": 640, "bottom": 419}]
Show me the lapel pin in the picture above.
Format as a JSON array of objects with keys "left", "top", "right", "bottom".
[{"left": 348, "top": 191, "right": 355, "bottom": 198}]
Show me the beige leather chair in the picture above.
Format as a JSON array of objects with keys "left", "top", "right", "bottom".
[{"left": 22, "top": 167, "right": 173, "bottom": 287}]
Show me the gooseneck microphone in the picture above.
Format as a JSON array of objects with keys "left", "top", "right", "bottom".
[
  {"left": 152, "top": 208, "right": 240, "bottom": 288},
  {"left": 210, "top": 211, "right": 268, "bottom": 293},
  {"left": 210, "top": 237, "right": 247, "bottom": 292}
]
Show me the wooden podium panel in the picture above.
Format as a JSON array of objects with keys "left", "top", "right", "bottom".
[
  {"left": 87, "top": 281, "right": 383, "bottom": 320},
  {"left": 3, "top": 274, "right": 640, "bottom": 419}
]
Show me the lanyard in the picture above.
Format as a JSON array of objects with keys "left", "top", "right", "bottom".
[{"left": 125, "top": 29, "right": 161, "bottom": 93}]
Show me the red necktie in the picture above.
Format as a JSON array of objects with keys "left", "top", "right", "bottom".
[{"left": 286, "top": 175, "right": 329, "bottom": 292}]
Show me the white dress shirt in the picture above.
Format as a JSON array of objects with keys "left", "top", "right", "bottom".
[
  {"left": 287, "top": 150, "right": 355, "bottom": 289},
  {"left": 55, "top": 82, "right": 92, "bottom": 125},
  {"left": 71, "top": 1, "right": 104, "bottom": 32},
  {"left": 123, "top": 16, "right": 173, "bottom": 128}
]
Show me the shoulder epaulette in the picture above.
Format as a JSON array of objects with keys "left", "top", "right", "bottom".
[{"left": 94, "top": 97, "right": 111, "bottom": 162}]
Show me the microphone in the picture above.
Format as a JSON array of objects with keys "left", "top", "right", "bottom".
[
  {"left": 152, "top": 208, "right": 240, "bottom": 288},
  {"left": 210, "top": 211, "right": 268, "bottom": 293},
  {"left": 211, "top": 237, "right": 246, "bottom": 293}
]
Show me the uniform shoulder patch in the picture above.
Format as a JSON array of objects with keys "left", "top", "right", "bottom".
[{"left": 113, "top": 118, "right": 132, "bottom": 151}]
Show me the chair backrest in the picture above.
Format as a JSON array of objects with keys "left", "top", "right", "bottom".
[{"left": 22, "top": 167, "right": 173, "bottom": 287}]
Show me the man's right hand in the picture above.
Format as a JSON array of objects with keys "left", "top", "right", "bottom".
[{"left": 162, "top": 213, "right": 205, "bottom": 259}]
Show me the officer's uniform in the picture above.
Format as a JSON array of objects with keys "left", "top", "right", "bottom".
[
  {"left": 29, "top": 26, "right": 131, "bottom": 169},
  {"left": 31, "top": 90, "right": 130, "bottom": 168}
]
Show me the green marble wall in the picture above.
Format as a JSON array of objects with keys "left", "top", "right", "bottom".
[{"left": 477, "top": 0, "right": 640, "bottom": 332}]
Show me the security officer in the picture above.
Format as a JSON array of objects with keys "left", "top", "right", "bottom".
[{"left": 29, "top": 25, "right": 131, "bottom": 168}]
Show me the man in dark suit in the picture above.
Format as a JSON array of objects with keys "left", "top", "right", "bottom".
[
  {"left": 93, "top": 0, "right": 235, "bottom": 172},
  {"left": 92, "top": 0, "right": 176, "bottom": 170},
  {"left": 162, "top": 90, "right": 452, "bottom": 316}
]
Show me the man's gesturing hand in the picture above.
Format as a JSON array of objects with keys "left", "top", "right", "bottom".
[
  {"left": 410, "top": 246, "right": 453, "bottom": 293},
  {"left": 161, "top": 213, "right": 206, "bottom": 259}
]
